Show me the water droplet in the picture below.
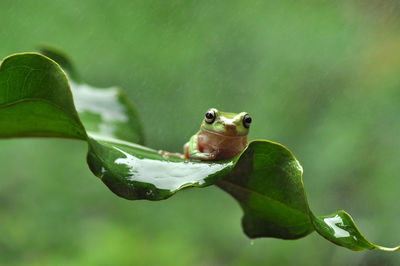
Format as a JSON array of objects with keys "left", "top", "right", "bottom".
[{"left": 250, "top": 240, "right": 254, "bottom": 246}]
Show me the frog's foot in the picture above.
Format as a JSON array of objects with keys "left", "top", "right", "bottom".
[
  {"left": 200, "top": 151, "right": 217, "bottom": 161},
  {"left": 158, "top": 150, "right": 185, "bottom": 159},
  {"left": 188, "top": 151, "right": 217, "bottom": 161}
]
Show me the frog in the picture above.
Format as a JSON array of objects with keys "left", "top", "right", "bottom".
[{"left": 183, "top": 108, "right": 252, "bottom": 160}]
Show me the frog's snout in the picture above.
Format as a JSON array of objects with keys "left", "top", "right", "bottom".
[{"left": 224, "top": 124, "right": 237, "bottom": 132}]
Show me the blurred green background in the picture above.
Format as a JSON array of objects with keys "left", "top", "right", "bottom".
[{"left": 1, "top": 0, "right": 400, "bottom": 265}]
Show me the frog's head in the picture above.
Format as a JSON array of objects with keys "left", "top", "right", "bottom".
[{"left": 200, "top": 108, "right": 252, "bottom": 137}]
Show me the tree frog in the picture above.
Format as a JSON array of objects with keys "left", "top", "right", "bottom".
[{"left": 183, "top": 108, "right": 252, "bottom": 160}]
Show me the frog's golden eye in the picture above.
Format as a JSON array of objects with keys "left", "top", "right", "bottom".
[
  {"left": 243, "top": 114, "right": 252, "bottom": 128},
  {"left": 205, "top": 110, "right": 216, "bottom": 124}
]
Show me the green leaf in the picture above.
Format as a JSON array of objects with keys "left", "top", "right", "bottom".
[
  {"left": 216, "top": 141, "right": 314, "bottom": 240},
  {"left": 312, "top": 211, "right": 400, "bottom": 251},
  {"left": 0, "top": 50, "right": 398, "bottom": 252},
  {"left": 215, "top": 140, "right": 400, "bottom": 251},
  {"left": 0, "top": 53, "right": 86, "bottom": 139}
]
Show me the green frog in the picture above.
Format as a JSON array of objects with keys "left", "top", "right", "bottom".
[
  {"left": 159, "top": 108, "right": 251, "bottom": 160},
  {"left": 183, "top": 108, "right": 251, "bottom": 160}
]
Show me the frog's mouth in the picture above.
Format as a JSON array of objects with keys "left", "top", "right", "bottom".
[{"left": 202, "top": 128, "right": 247, "bottom": 138}]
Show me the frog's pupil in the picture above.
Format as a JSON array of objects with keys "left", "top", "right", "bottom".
[
  {"left": 205, "top": 111, "right": 215, "bottom": 124},
  {"left": 243, "top": 114, "right": 252, "bottom": 128}
]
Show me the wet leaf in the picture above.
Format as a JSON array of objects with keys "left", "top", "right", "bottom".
[
  {"left": 0, "top": 50, "right": 398, "bottom": 252},
  {"left": 312, "top": 211, "right": 400, "bottom": 251}
]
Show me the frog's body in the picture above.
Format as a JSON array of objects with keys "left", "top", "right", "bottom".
[{"left": 184, "top": 108, "right": 251, "bottom": 161}]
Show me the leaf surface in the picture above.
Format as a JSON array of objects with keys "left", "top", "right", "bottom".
[{"left": 0, "top": 53, "right": 86, "bottom": 139}]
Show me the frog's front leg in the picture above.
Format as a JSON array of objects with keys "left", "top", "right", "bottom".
[{"left": 186, "top": 134, "right": 216, "bottom": 160}]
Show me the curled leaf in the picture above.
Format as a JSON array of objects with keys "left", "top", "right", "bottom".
[{"left": 0, "top": 50, "right": 398, "bottom": 251}]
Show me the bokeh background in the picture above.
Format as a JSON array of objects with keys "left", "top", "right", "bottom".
[{"left": 1, "top": 0, "right": 400, "bottom": 265}]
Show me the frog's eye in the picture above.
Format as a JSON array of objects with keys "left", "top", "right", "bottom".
[
  {"left": 205, "top": 110, "right": 216, "bottom": 124},
  {"left": 243, "top": 114, "right": 252, "bottom": 128}
]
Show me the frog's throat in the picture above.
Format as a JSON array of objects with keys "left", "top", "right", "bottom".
[{"left": 201, "top": 128, "right": 247, "bottom": 138}]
